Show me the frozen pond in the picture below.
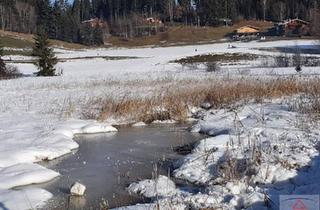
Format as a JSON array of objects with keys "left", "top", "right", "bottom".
[{"left": 35, "top": 124, "right": 203, "bottom": 209}]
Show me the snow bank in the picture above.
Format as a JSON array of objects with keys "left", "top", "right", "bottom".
[
  {"left": 128, "top": 175, "right": 177, "bottom": 198},
  {"left": 0, "top": 188, "right": 52, "bottom": 210},
  {"left": 112, "top": 202, "right": 186, "bottom": 210},
  {"left": 0, "top": 163, "right": 59, "bottom": 189},
  {"left": 132, "top": 122, "right": 147, "bottom": 127},
  {"left": 126, "top": 101, "right": 320, "bottom": 209},
  {"left": 81, "top": 123, "right": 118, "bottom": 134},
  {"left": 0, "top": 115, "right": 117, "bottom": 209}
]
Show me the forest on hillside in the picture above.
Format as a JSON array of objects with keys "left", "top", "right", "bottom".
[{"left": 0, "top": 0, "right": 319, "bottom": 45}]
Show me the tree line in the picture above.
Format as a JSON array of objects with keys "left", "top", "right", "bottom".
[{"left": 0, "top": 0, "right": 319, "bottom": 45}]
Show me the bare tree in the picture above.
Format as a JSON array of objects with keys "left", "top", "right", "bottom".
[
  {"left": 310, "top": 3, "right": 320, "bottom": 37},
  {"left": 263, "top": 0, "right": 267, "bottom": 21}
]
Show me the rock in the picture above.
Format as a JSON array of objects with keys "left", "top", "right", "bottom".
[
  {"left": 201, "top": 102, "right": 212, "bottom": 110},
  {"left": 70, "top": 182, "right": 86, "bottom": 196}
]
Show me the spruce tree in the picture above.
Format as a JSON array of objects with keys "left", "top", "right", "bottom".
[
  {"left": 36, "top": 0, "right": 52, "bottom": 34},
  {"left": 32, "top": 30, "right": 58, "bottom": 77},
  {"left": 93, "top": 26, "right": 104, "bottom": 45}
]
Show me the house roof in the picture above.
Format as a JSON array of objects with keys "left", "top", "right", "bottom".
[
  {"left": 236, "top": 25, "right": 260, "bottom": 34},
  {"left": 282, "top": 18, "right": 310, "bottom": 25}
]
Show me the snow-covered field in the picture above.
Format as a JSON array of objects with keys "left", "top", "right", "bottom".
[{"left": 0, "top": 39, "right": 320, "bottom": 209}]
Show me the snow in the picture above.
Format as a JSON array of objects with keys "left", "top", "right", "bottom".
[
  {"left": 0, "top": 163, "right": 59, "bottom": 189},
  {"left": 112, "top": 203, "right": 186, "bottom": 210},
  {"left": 132, "top": 122, "right": 147, "bottom": 127},
  {"left": 1, "top": 39, "right": 320, "bottom": 209},
  {"left": 128, "top": 175, "right": 177, "bottom": 198},
  {"left": 0, "top": 188, "right": 52, "bottom": 210},
  {"left": 80, "top": 123, "right": 118, "bottom": 134},
  {"left": 0, "top": 114, "right": 117, "bottom": 208},
  {"left": 126, "top": 101, "right": 320, "bottom": 209}
]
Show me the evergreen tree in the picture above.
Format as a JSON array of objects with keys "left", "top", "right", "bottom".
[
  {"left": 80, "top": 23, "right": 93, "bottom": 45},
  {"left": 93, "top": 26, "right": 104, "bottom": 45},
  {"left": 32, "top": 30, "right": 58, "bottom": 77},
  {"left": 36, "top": 0, "right": 52, "bottom": 34}
]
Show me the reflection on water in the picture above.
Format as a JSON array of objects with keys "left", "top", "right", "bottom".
[{"left": 35, "top": 124, "right": 203, "bottom": 210}]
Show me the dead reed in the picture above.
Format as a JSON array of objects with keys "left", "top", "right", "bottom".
[{"left": 84, "top": 77, "right": 320, "bottom": 123}]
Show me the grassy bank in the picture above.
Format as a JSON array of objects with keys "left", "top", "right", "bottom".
[{"left": 83, "top": 77, "right": 320, "bottom": 123}]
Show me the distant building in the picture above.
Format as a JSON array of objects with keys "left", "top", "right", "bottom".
[
  {"left": 270, "top": 18, "right": 310, "bottom": 37},
  {"left": 145, "top": 17, "right": 163, "bottom": 25},
  {"left": 218, "top": 18, "right": 233, "bottom": 27},
  {"left": 232, "top": 25, "right": 261, "bottom": 41},
  {"left": 235, "top": 25, "right": 260, "bottom": 35},
  {"left": 81, "top": 18, "right": 110, "bottom": 38}
]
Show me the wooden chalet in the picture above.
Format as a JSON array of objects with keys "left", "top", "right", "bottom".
[{"left": 270, "top": 18, "right": 310, "bottom": 37}]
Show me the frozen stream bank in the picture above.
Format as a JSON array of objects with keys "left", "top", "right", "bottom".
[{"left": 33, "top": 125, "right": 203, "bottom": 209}]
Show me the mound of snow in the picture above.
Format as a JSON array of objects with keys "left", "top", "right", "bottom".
[
  {"left": 0, "top": 188, "right": 52, "bottom": 210},
  {"left": 0, "top": 163, "right": 59, "bottom": 189},
  {"left": 128, "top": 175, "right": 177, "bottom": 198},
  {"left": 80, "top": 123, "right": 118, "bottom": 134},
  {"left": 132, "top": 122, "right": 147, "bottom": 127}
]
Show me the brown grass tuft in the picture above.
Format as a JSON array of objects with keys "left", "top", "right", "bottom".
[{"left": 84, "top": 77, "right": 320, "bottom": 123}]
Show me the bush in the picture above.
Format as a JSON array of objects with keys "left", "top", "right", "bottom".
[
  {"left": 293, "top": 47, "right": 303, "bottom": 73},
  {"left": 206, "top": 62, "right": 220, "bottom": 72},
  {"left": 275, "top": 55, "right": 291, "bottom": 67},
  {"left": 0, "top": 65, "right": 21, "bottom": 79}
]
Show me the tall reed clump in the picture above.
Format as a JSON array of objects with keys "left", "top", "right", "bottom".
[{"left": 86, "top": 77, "right": 320, "bottom": 123}]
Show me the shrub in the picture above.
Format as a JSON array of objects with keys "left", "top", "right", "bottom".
[
  {"left": 0, "top": 65, "right": 21, "bottom": 79},
  {"left": 275, "top": 54, "right": 291, "bottom": 67},
  {"left": 0, "top": 43, "right": 21, "bottom": 79},
  {"left": 206, "top": 62, "right": 220, "bottom": 72}
]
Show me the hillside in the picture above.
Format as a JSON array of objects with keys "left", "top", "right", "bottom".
[
  {"left": 0, "top": 20, "right": 274, "bottom": 52},
  {"left": 0, "top": 30, "right": 86, "bottom": 51},
  {"left": 108, "top": 20, "right": 274, "bottom": 47}
]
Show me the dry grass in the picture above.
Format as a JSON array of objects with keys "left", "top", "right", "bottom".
[
  {"left": 108, "top": 26, "right": 233, "bottom": 47},
  {"left": 0, "top": 30, "right": 86, "bottom": 50},
  {"left": 85, "top": 77, "right": 320, "bottom": 123},
  {"left": 108, "top": 20, "right": 273, "bottom": 48}
]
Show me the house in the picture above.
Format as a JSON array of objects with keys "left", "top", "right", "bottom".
[
  {"left": 270, "top": 18, "right": 310, "bottom": 37},
  {"left": 81, "top": 18, "right": 110, "bottom": 38},
  {"left": 232, "top": 25, "right": 261, "bottom": 41},
  {"left": 82, "top": 18, "right": 105, "bottom": 28},
  {"left": 283, "top": 18, "right": 310, "bottom": 36},
  {"left": 218, "top": 18, "right": 233, "bottom": 27},
  {"left": 235, "top": 25, "right": 260, "bottom": 35},
  {"left": 145, "top": 17, "right": 163, "bottom": 25}
]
